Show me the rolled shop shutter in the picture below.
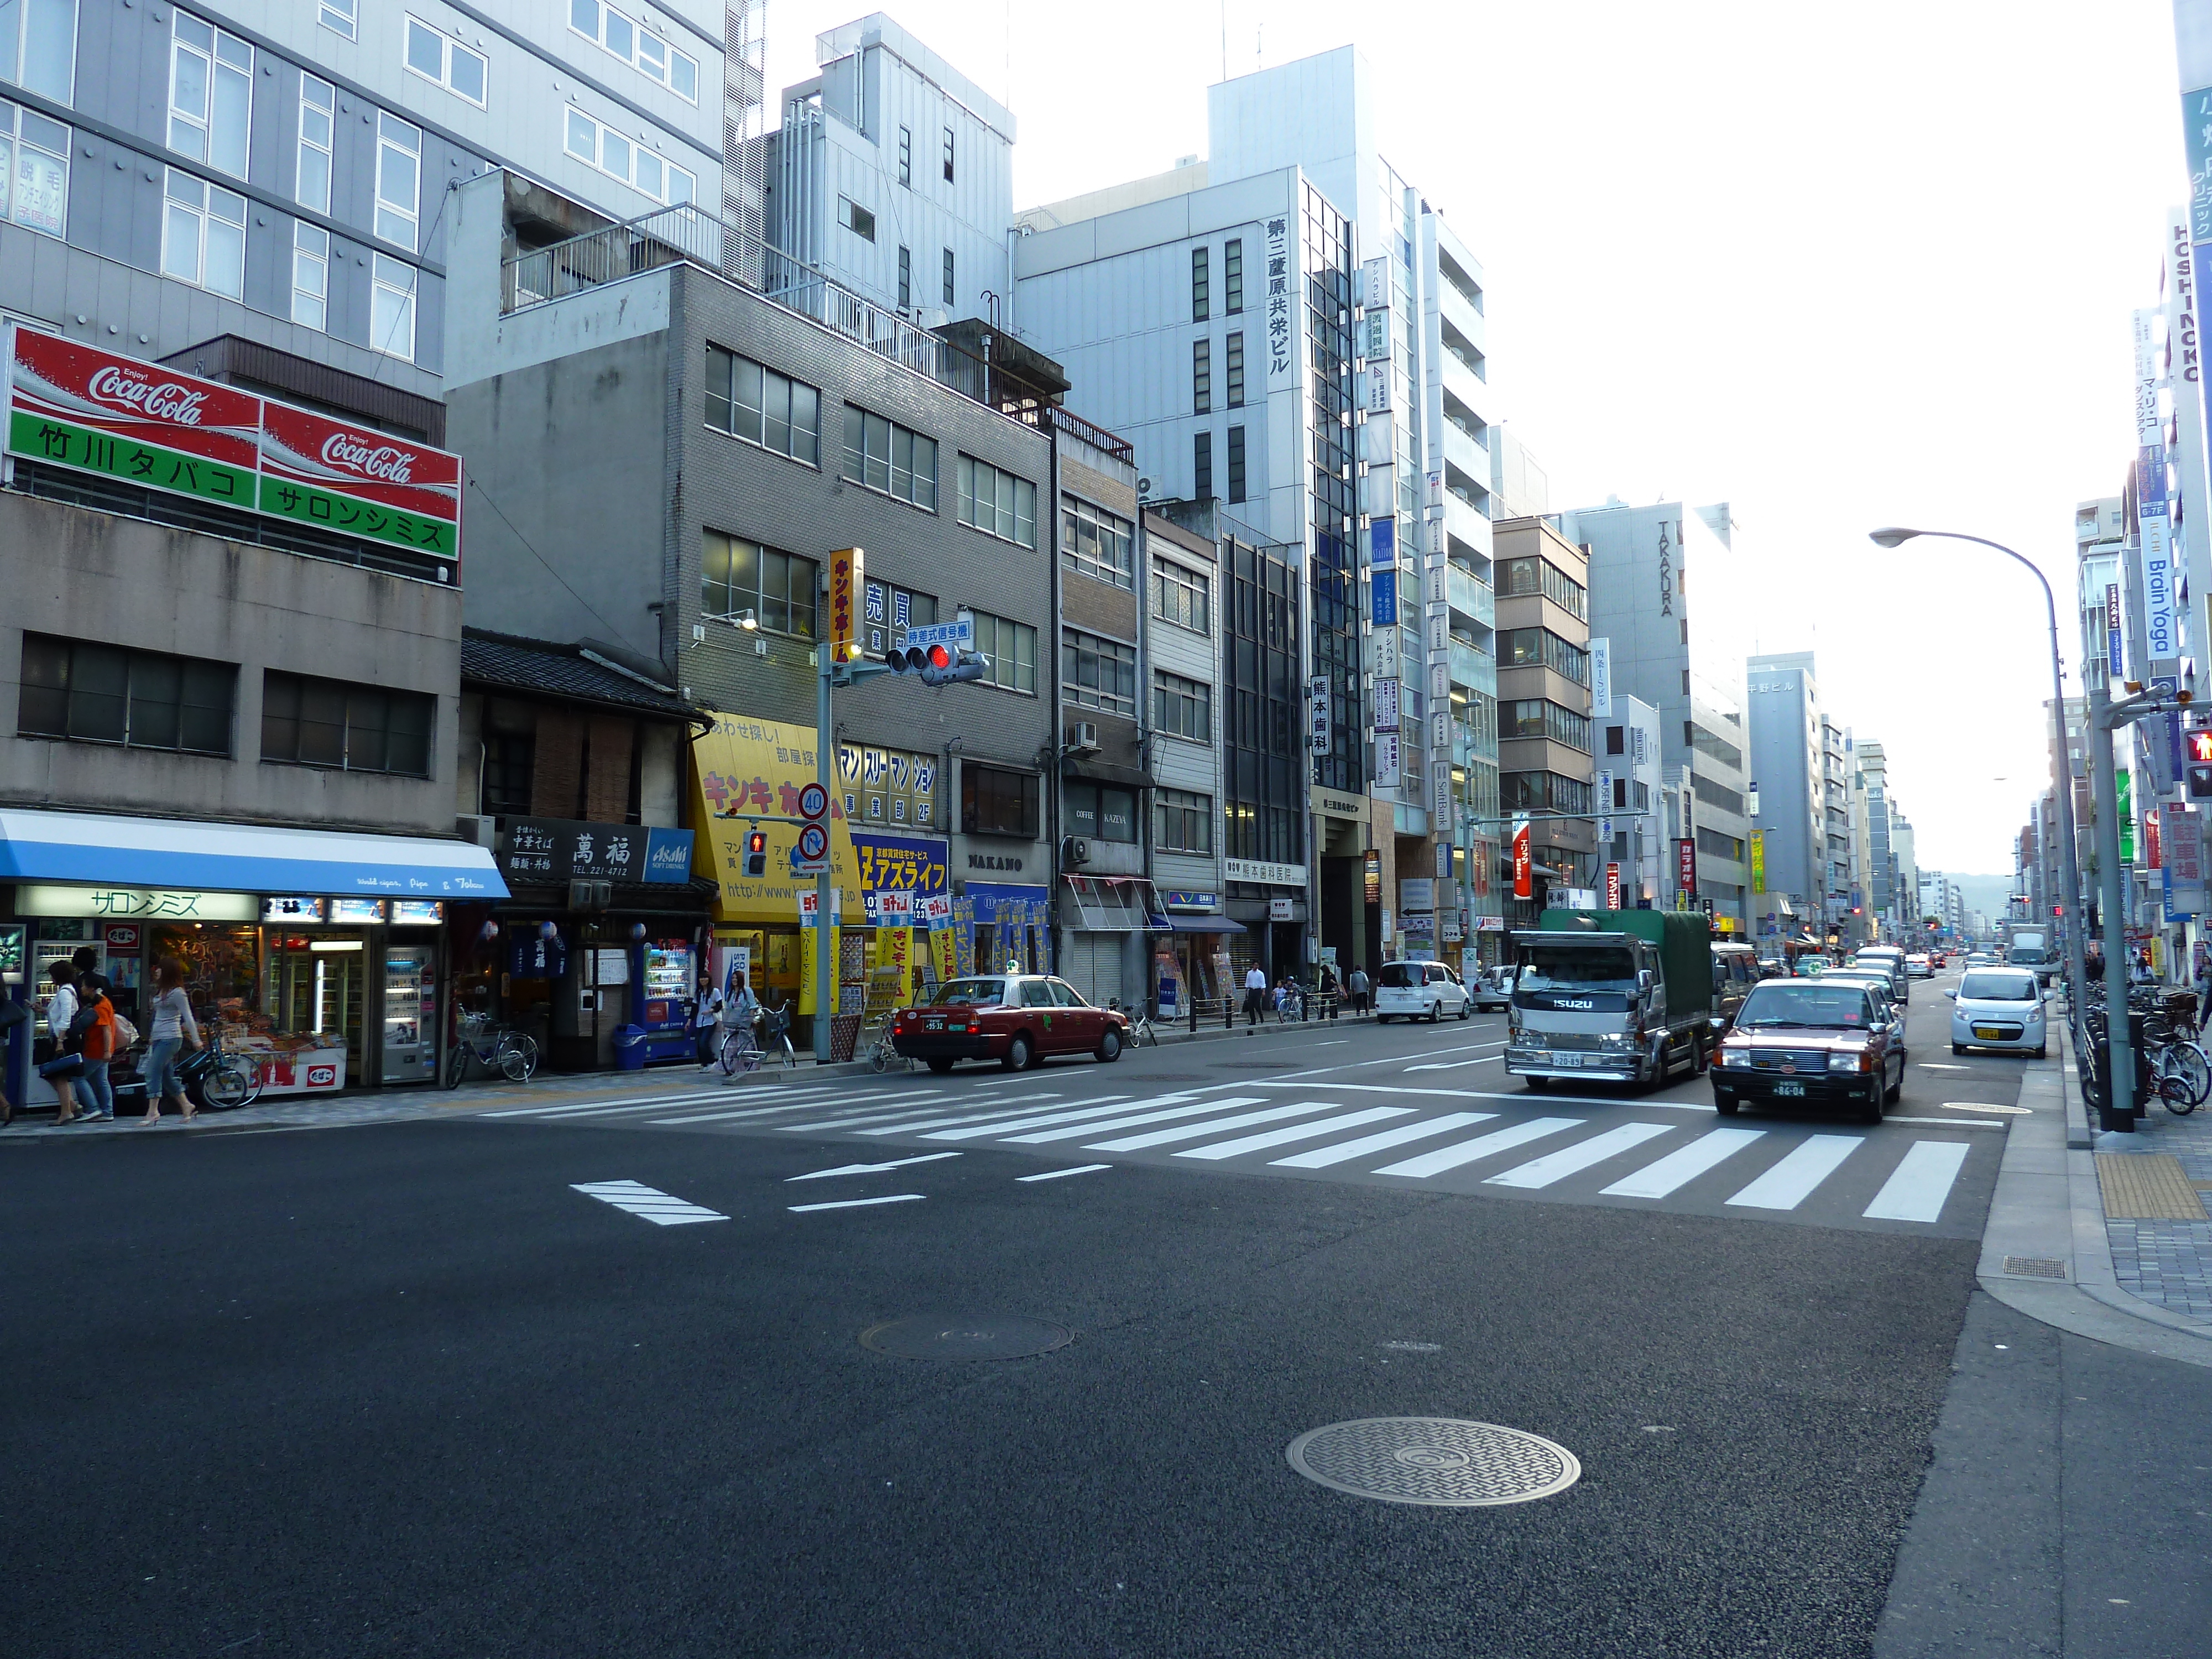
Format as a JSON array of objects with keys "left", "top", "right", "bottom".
[{"left": 1065, "top": 933, "right": 1127, "bottom": 1012}]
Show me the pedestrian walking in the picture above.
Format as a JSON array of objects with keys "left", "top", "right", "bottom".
[
  {"left": 2194, "top": 946, "right": 2212, "bottom": 1029},
  {"left": 1318, "top": 963, "right": 1339, "bottom": 1020},
  {"left": 692, "top": 972, "right": 726, "bottom": 1067},
  {"left": 1348, "top": 965, "right": 1370, "bottom": 1016},
  {"left": 75, "top": 977, "right": 116, "bottom": 1122},
  {"left": 43, "top": 962, "right": 86, "bottom": 1124},
  {"left": 1243, "top": 963, "right": 1269, "bottom": 1027},
  {"left": 141, "top": 957, "right": 200, "bottom": 1125},
  {"left": 732, "top": 970, "right": 761, "bottom": 1039}
]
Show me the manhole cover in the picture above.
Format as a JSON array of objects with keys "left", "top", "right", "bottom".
[
  {"left": 859, "top": 1315, "right": 1073, "bottom": 1360},
  {"left": 1286, "top": 1417, "right": 1581, "bottom": 1507},
  {"left": 2002, "top": 1255, "right": 2067, "bottom": 1280}
]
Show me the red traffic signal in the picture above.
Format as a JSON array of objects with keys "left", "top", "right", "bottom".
[
  {"left": 2192, "top": 729, "right": 2212, "bottom": 765},
  {"left": 886, "top": 639, "right": 984, "bottom": 685},
  {"left": 742, "top": 828, "right": 768, "bottom": 877}
]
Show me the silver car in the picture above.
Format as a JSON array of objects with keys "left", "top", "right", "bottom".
[{"left": 1948, "top": 968, "right": 2048, "bottom": 1057}]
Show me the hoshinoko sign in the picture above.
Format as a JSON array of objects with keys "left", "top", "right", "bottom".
[{"left": 4, "top": 327, "right": 461, "bottom": 582}]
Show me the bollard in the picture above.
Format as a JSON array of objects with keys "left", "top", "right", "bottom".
[{"left": 1189, "top": 995, "right": 1198, "bottom": 1035}]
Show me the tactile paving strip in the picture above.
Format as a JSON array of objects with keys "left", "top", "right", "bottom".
[{"left": 2096, "top": 1153, "right": 2212, "bottom": 1220}]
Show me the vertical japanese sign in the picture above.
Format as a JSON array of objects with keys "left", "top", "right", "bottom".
[
  {"left": 1308, "top": 674, "right": 1332, "bottom": 755},
  {"left": 1589, "top": 638, "right": 1613, "bottom": 719},
  {"left": 2107, "top": 581, "right": 2125, "bottom": 678},
  {"left": 2135, "top": 309, "right": 2179, "bottom": 664},
  {"left": 1370, "top": 566, "right": 1397, "bottom": 627},
  {"left": 1605, "top": 862, "right": 1622, "bottom": 910},
  {"left": 2168, "top": 212, "right": 2211, "bottom": 685},
  {"left": 1265, "top": 215, "right": 1293, "bottom": 384},
  {"left": 1677, "top": 837, "right": 1699, "bottom": 899},
  {"left": 1512, "top": 816, "right": 1533, "bottom": 900},
  {"left": 2120, "top": 766, "right": 2136, "bottom": 864},
  {"left": 1749, "top": 830, "right": 1766, "bottom": 895},
  {"left": 828, "top": 546, "right": 864, "bottom": 664}
]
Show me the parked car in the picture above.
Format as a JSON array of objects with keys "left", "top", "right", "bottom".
[
  {"left": 1948, "top": 967, "right": 2048, "bottom": 1057},
  {"left": 1712, "top": 978, "right": 1907, "bottom": 1124},
  {"left": 1905, "top": 952, "right": 1933, "bottom": 978},
  {"left": 1470, "top": 966, "right": 1514, "bottom": 1011},
  {"left": 1374, "top": 960, "right": 1474, "bottom": 1022},
  {"left": 890, "top": 974, "right": 1131, "bottom": 1072}
]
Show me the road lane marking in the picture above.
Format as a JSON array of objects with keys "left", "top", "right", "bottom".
[
  {"left": 484, "top": 1092, "right": 741, "bottom": 1118},
  {"left": 999, "top": 1097, "right": 1268, "bottom": 1144},
  {"left": 1725, "top": 1135, "right": 1862, "bottom": 1210},
  {"left": 1888, "top": 1116, "right": 2006, "bottom": 1128},
  {"left": 1937, "top": 1100, "right": 2031, "bottom": 1114},
  {"left": 780, "top": 1093, "right": 1071, "bottom": 1134},
  {"left": 1917, "top": 1064, "right": 1973, "bottom": 1071},
  {"left": 1863, "top": 1140, "right": 1971, "bottom": 1222},
  {"left": 571, "top": 1180, "right": 728, "bottom": 1225},
  {"left": 1086, "top": 1100, "right": 1354, "bottom": 1152},
  {"left": 1485, "top": 1123, "right": 1676, "bottom": 1189},
  {"left": 646, "top": 1100, "right": 890, "bottom": 1125},
  {"left": 1269, "top": 1112, "right": 1498, "bottom": 1168},
  {"left": 917, "top": 1096, "right": 1225, "bottom": 1142},
  {"left": 1016, "top": 1164, "right": 1113, "bottom": 1182},
  {"left": 786, "top": 1152, "right": 964, "bottom": 1181},
  {"left": 1599, "top": 1128, "right": 1767, "bottom": 1198},
  {"left": 787, "top": 1194, "right": 926, "bottom": 1213},
  {"left": 1373, "top": 1118, "right": 1583, "bottom": 1178},
  {"left": 1175, "top": 1105, "right": 1412, "bottom": 1161},
  {"left": 1402, "top": 1055, "right": 1507, "bottom": 1072}
]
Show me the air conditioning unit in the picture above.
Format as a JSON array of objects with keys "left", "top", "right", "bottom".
[
  {"left": 1066, "top": 721, "right": 1101, "bottom": 754},
  {"left": 456, "top": 814, "right": 497, "bottom": 848},
  {"left": 1063, "top": 836, "right": 1092, "bottom": 868}
]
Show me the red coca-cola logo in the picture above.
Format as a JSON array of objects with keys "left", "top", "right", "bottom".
[
  {"left": 320, "top": 431, "right": 416, "bottom": 484},
  {"left": 306, "top": 1065, "right": 338, "bottom": 1087},
  {"left": 86, "top": 366, "right": 208, "bottom": 425}
]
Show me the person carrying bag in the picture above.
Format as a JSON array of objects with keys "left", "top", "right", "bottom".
[{"left": 40, "top": 962, "right": 89, "bottom": 1124}]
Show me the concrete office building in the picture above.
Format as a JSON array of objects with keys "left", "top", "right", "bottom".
[
  {"left": 0, "top": 0, "right": 724, "bottom": 405},
  {"left": 1493, "top": 515, "right": 1594, "bottom": 920},
  {"left": 1853, "top": 738, "right": 1901, "bottom": 937},
  {"left": 1598, "top": 695, "right": 1664, "bottom": 910},
  {"left": 1559, "top": 498, "right": 1751, "bottom": 932},
  {"left": 1744, "top": 651, "right": 1848, "bottom": 946}
]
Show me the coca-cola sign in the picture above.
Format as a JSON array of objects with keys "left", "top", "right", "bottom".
[
  {"left": 258, "top": 400, "right": 458, "bottom": 528},
  {"left": 8, "top": 329, "right": 258, "bottom": 468},
  {"left": 321, "top": 431, "right": 414, "bottom": 484},
  {"left": 86, "top": 367, "right": 211, "bottom": 426}
]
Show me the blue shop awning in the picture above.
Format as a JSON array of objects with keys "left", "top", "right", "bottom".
[{"left": 0, "top": 807, "right": 509, "bottom": 899}]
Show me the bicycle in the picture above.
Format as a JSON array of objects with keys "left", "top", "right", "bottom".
[
  {"left": 759, "top": 1005, "right": 799, "bottom": 1068},
  {"left": 867, "top": 1022, "right": 912, "bottom": 1074},
  {"left": 444, "top": 1009, "right": 540, "bottom": 1087},
  {"left": 191, "top": 1030, "right": 264, "bottom": 1112},
  {"left": 1110, "top": 999, "right": 1160, "bottom": 1047},
  {"left": 716, "top": 1020, "right": 762, "bottom": 1077}
]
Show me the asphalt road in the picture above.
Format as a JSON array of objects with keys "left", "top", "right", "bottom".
[{"left": 8, "top": 966, "right": 2188, "bottom": 1658}]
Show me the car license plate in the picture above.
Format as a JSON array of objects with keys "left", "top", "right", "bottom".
[
  {"left": 1775, "top": 1082, "right": 1806, "bottom": 1097},
  {"left": 1552, "top": 1052, "right": 1582, "bottom": 1068},
  {"left": 1974, "top": 1026, "right": 2002, "bottom": 1040},
  {"left": 924, "top": 1018, "right": 944, "bottom": 1031}
]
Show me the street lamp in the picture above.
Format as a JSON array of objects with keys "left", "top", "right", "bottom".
[{"left": 1866, "top": 528, "right": 2090, "bottom": 1041}]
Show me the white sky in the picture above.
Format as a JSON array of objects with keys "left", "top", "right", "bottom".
[{"left": 766, "top": 1, "right": 2185, "bottom": 879}]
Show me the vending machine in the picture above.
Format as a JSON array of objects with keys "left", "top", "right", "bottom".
[
  {"left": 1, "top": 924, "right": 24, "bottom": 1113},
  {"left": 380, "top": 942, "right": 439, "bottom": 1084},
  {"left": 27, "top": 938, "right": 97, "bottom": 1108},
  {"left": 631, "top": 936, "right": 697, "bottom": 1064}
]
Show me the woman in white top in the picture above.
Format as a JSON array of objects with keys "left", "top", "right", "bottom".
[
  {"left": 44, "top": 962, "right": 84, "bottom": 1124},
  {"left": 142, "top": 956, "right": 202, "bottom": 1124}
]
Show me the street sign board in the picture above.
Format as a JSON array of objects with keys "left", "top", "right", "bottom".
[
  {"left": 792, "top": 822, "right": 830, "bottom": 875},
  {"left": 901, "top": 618, "right": 973, "bottom": 650},
  {"left": 797, "top": 780, "right": 830, "bottom": 822}
]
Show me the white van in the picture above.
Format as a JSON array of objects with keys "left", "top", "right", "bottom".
[{"left": 1374, "top": 961, "right": 1473, "bottom": 1022}]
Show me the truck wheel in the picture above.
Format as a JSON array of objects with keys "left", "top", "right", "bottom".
[{"left": 1692, "top": 1035, "right": 1711, "bottom": 1076}]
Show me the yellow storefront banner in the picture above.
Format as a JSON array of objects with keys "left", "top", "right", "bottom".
[{"left": 692, "top": 712, "right": 863, "bottom": 925}]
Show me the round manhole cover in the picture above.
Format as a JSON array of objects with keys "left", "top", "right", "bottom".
[
  {"left": 1286, "top": 1418, "right": 1581, "bottom": 1507},
  {"left": 859, "top": 1316, "right": 1074, "bottom": 1361}
]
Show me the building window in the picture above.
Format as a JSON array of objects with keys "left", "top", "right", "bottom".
[
  {"left": 1501, "top": 771, "right": 1591, "bottom": 817},
  {"left": 482, "top": 732, "right": 535, "bottom": 818},
  {"left": 942, "top": 246, "right": 955, "bottom": 307},
  {"left": 1065, "top": 780, "right": 1138, "bottom": 844},
  {"left": 842, "top": 405, "right": 938, "bottom": 509},
  {"left": 161, "top": 169, "right": 246, "bottom": 299},
  {"left": 371, "top": 253, "right": 416, "bottom": 359},
  {"left": 262, "top": 671, "right": 434, "bottom": 776},
  {"left": 1227, "top": 425, "right": 1246, "bottom": 504},
  {"left": 1151, "top": 560, "right": 1210, "bottom": 635},
  {"left": 375, "top": 111, "right": 421, "bottom": 250},
  {"left": 970, "top": 611, "right": 1037, "bottom": 695},
  {"left": 838, "top": 195, "right": 875, "bottom": 241},
  {"left": 862, "top": 580, "right": 938, "bottom": 654},
  {"left": 941, "top": 124, "right": 954, "bottom": 182},
  {"left": 896, "top": 244, "right": 911, "bottom": 307},
  {"left": 569, "top": 0, "right": 699, "bottom": 101},
  {"left": 898, "top": 124, "right": 912, "bottom": 186},
  {"left": 1505, "top": 699, "right": 1592, "bottom": 752},
  {"left": 2, "top": 0, "right": 77, "bottom": 103},
  {"left": 18, "top": 634, "right": 234, "bottom": 756},
  {"left": 291, "top": 222, "right": 329, "bottom": 330},
  {"left": 1193, "top": 430, "right": 1212, "bottom": 499},
  {"left": 1225, "top": 332, "right": 1244, "bottom": 408},
  {"left": 1605, "top": 724, "right": 1625, "bottom": 755},
  {"left": 563, "top": 106, "right": 696, "bottom": 204},
  {"left": 169, "top": 11, "right": 252, "bottom": 178},
  {"left": 1499, "top": 626, "right": 1588, "bottom": 685},
  {"left": 296, "top": 74, "right": 335, "bottom": 215},
  {"left": 962, "top": 764, "right": 1039, "bottom": 839},
  {"left": 1061, "top": 494, "right": 1134, "bottom": 589},
  {"left": 1224, "top": 237, "right": 1243, "bottom": 314},
  {"left": 1154, "top": 670, "right": 1212, "bottom": 744},
  {"left": 405, "top": 16, "right": 487, "bottom": 106},
  {"left": 1191, "top": 245, "right": 1209, "bottom": 321},
  {"left": 701, "top": 530, "right": 818, "bottom": 637},
  {"left": 1155, "top": 786, "right": 1213, "bottom": 854},
  {"left": 705, "top": 345, "right": 822, "bottom": 465},
  {"left": 956, "top": 455, "right": 1036, "bottom": 546},
  {"left": 1192, "top": 337, "right": 1211, "bottom": 414},
  {"left": 319, "top": 0, "right": 357, "bottom": 41},
  {"left": 1498, "top": 555, "right": 1585, "bottom": 618},
  {"left": 0, "top": 102, "right": 69, "bottom": 238},
  {"left": 1062, "top": 628, "right": 1136, "bottom": 717}
]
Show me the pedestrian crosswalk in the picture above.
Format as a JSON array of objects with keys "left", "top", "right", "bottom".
[{"left": 486, "top": 1076, "right": 1991, "bottom": 1232}]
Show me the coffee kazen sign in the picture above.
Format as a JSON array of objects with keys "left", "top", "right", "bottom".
[{"left": 3, "top": 326, "right": 461, "bottom": 574}]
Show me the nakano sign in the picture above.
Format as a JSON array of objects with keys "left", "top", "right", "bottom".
[{"left": 4, "top": 327, "right": 461, "bottom": 580}]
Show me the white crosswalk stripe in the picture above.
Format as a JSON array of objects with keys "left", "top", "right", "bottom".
[
  {"left": 1484, "top": 1123, "right": 1675, "bottom": 1190},
  {"left": 1174, "top": 1105, "right": 1412, "bottom": 1161},
  {"left": 916, "top": 1097, "right": 1180, "bottom": 1142},
  {"left": 782, "top": 1093, "right": 1066, "bottom": 1135},
  {"left": 999, "top": 1096, "right": 1266, "bottom": 1145},
  {"left": 1726, "top": 1134, "right": 1862, "bottom": 1210},
  {"left": 1085, "top": 1100, "right": 1352, "bottom": 1152},
  {"left": 1862, "top": 1140, "right": 1970, "bottom": 1222},
  {"left": 1268, "top": 1112, "right": 1498, "bottom": 1169},
  {"left": 571, "top": 1180, "right": 727, "bottom": 1226},
  {"left": 1373, "top": 1117, "right": 1583, "bottom": 1179},
  {"left": 1599, "top": 1127, "right": 1766, "bottom": 1198}
]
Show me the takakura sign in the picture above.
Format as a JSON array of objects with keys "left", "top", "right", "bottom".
[{"left": 3, "top": 326, "right": 461, "bottom": 581}]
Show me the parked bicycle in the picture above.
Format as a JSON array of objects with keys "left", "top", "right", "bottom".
[
  {"left": 1110, "top": 998, "right": 1160, "bottom": 1047},
  {"left": 717, "top": 1020, "right": 763, "bottom": 1077},
  {"left": 2078, "top": 991, "right": 2211, "bottom": 1115},
  {"left": 444, "top": 1008, "right": 540, "bottom": 1087},
  {"left": 189, "top": 1029, "right": 264, "bottom": 1112}
]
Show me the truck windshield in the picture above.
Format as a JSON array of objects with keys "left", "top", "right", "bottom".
[{"left": 1516, "top": 947, "right": 1637, "bottom": 992}]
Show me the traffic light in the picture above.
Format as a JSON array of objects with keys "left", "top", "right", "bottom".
[
  {"left": 885, "top": 641, "right": 987, "bottom": 686},
  {"left": 742, "top": 827, "right": 768, "bottom": 877},
  {"left": 2191, "top": 729, "right": 2212, "bottom": 799}
]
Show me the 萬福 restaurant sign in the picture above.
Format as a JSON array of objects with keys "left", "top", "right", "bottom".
[{"left": 3, "top": 326, "right": 461, "bottom": 576}]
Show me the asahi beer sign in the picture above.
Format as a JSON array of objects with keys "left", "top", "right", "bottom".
[{"left": 4, "top": 328, "right": 461, "bottom": 577}]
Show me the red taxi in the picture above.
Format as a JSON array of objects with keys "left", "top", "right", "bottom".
[{"left": 891, "top": 974, "right": 1131, "bottom": 1072}]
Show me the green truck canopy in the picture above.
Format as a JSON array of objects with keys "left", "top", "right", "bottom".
[{"left": 1528, "top": 909, "right": 1715, "bottom": 1021}]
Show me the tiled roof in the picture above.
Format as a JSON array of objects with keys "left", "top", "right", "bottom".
[{"left": 461, "top": 630, "right": 702, "bottom": 721}]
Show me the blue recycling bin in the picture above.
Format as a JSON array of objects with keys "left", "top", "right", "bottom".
[{"left": 613, "top": 1024, "right": 649, "bottom": 1071}]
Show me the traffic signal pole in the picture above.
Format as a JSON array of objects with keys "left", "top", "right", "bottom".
[{"left": 814, "top": 641, "right": 836, "bottom": 1066}]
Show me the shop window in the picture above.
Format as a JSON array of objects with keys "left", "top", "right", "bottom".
[
  {"left": 962, "top": 764, "right": 1039, "bottom": 839},
  {"left": 17, "top": 634, "right": 235, "bottom": 755},
  {"left": 701, "top": 529, "right": 817, "bottom": 637},
  {"left": 262, "top": 670, "right": 434, "bottom": 776}
]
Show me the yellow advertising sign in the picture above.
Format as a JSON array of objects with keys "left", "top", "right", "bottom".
[
  {"left": 1749, "top": 830, "right": 1766, "bottom": 896},
  {"left": 828, "top": 546, "right": 864, "bottom": 664},
  {"left": 691, "top": 712, "right": 862, "bottom": 924}
]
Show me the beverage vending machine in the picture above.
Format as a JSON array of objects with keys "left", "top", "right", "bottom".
[
  {"left": 630, "top": 936, "right": 697, "bottom": 1064},
  {"left": 380, "top": 942, "right": 439, "bottom": 1084}
]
